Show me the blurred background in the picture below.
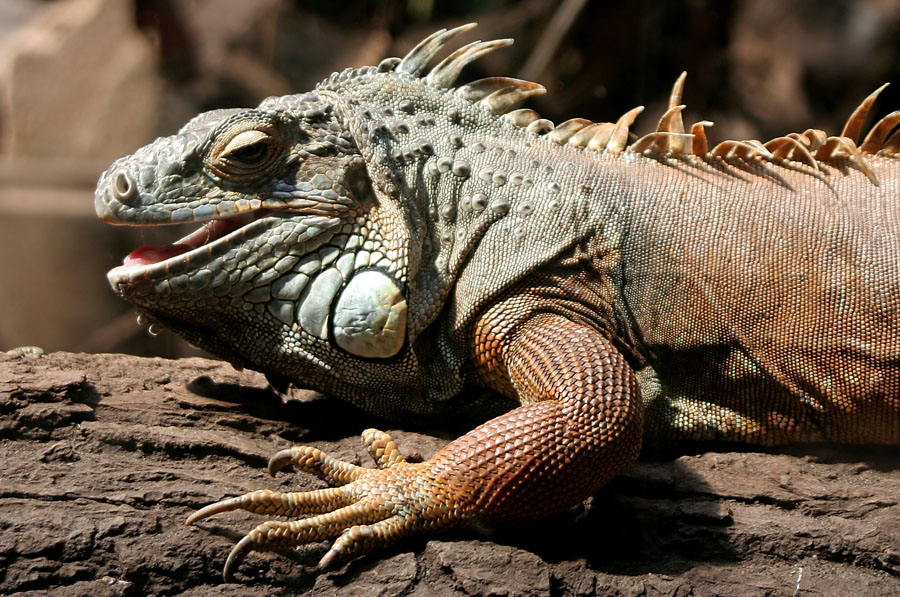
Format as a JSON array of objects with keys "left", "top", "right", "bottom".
[{"left": 1, "top": 0, "right": 899, "bottom": 358}]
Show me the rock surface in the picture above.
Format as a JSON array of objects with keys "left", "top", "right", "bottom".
[{"left": 1, "top": 350, "right": 898, "bottom": 596}]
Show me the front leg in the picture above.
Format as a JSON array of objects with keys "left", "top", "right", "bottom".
[
  {"left": 460, "top": 312, "right": 644, "bottom": 522},
  {"left": 188, "top": 314, "right": 643, "bottom": 579}
]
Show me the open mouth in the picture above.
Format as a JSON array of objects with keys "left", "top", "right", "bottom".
[
  {"left": 110, "top": 210, "right": 271, "bottom": 281},
  {"left": 123, "top": 211, "right": 265, "bottom": 266}
]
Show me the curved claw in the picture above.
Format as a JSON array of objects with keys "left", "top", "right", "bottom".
[
  {"left": 186, "top": 495, "right": 247, "bottom": 526},
  {"left": 223, "top": 534, "right": 254, "bottom": 582},
  {"left": 267, "top": 448, "right": 296, "bottom": 476},
  {"left": 317, "top": 544, "right": 340, "bottom": 570},
  {"left": 317, "top": 524, "right": 376, "bottom": 570}
]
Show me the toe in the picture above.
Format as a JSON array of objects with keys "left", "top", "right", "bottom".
[
  {"left": 186, "top": 486, "right": 353, "bottom": 525},
  {"left": 361, "top": 429, "right": 409, "bottom": 468},
  {"left": 268, "top": 445, "right": 363, "bottom": 485}
]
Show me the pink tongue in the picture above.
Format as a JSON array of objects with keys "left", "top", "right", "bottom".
[{"left": 124, "top": 244, "right": 192, "bottom": 266}]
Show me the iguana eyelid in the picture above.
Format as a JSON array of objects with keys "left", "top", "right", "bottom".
[
  {"left": 209, "top": 125, "right": 282, "bottom": 178},
  {"left": 219, "top": 129, "right": 271, "bottom": 160}
]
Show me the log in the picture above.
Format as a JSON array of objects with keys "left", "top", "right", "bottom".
[{"left": 1, "top": 350, "right": 898, "bottom": 596}]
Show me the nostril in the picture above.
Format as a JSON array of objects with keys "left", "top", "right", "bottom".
[{"left": 112, "top": 169, "right": 137, "bottom": 201}]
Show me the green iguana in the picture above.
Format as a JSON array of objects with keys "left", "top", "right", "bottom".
[{"left": 94, "top": 24, "right": 900, "bottom": 580}]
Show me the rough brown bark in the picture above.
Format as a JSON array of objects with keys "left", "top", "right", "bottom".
[{"left": 1, "top": 350, "right": 898, "bottom": 596}]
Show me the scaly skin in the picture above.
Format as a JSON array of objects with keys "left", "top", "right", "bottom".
[{"left": 95, "top": 25, "right": 900, "bottom": 580}]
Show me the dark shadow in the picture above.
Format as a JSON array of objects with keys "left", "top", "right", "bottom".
[
  {"left": 184, "top": 375, "right": 516, "bottom": 442},
  {"left": 484, "top": 455, "right": 737, "bottom": 577},
  {"left": 185, "top": 374, "right": 394, "bottom": 443}
]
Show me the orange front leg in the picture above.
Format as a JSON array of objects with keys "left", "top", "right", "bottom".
[
  {"left": 187, "top": 314, "right": 643, "bottom": 580},
  {"left": 460, "top": 313, "right": 644, "bottom": 523}
]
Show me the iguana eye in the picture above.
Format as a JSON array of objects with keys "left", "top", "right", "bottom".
[
  {"left": 210, "top": 127, "right": 282, "bottom": 180},
  {"left": 234, "top": 142, "right": 268, "bottom": 166},
  {"left": 222, "top": 130, "right": 271, "bottom": 163}
]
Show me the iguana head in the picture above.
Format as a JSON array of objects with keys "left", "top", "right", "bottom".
[
  {"left": 95, "top": 25, "right": 547, "bottom": 409},
  {"left": 95, "top": 78, "right": 417, "bottom": 392}
]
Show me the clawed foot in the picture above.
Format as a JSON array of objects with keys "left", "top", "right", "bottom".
[{"left": 186, "top": 429, "right": 461, "bottom": 581}]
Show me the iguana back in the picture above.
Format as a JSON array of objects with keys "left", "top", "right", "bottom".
[{"left": 606, "top": 151, "right": 899, "bottom": 444}]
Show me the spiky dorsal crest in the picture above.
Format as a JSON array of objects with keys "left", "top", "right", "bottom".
[
  {"left": 426, "top": 38, "right": 514, "bottom": 88},
  {"left": 397, "top": 24, "right": 478, "bottom": 76},
  {"left": 323, "top": 24, "right": 900, "bottom": 186},
  {"left": 860, "top": 110, "right": 900, "bottom": 152}
]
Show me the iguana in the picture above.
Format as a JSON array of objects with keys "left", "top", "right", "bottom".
[{"left": 94, "top": 24, "right": 900, "bottom": 580}]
